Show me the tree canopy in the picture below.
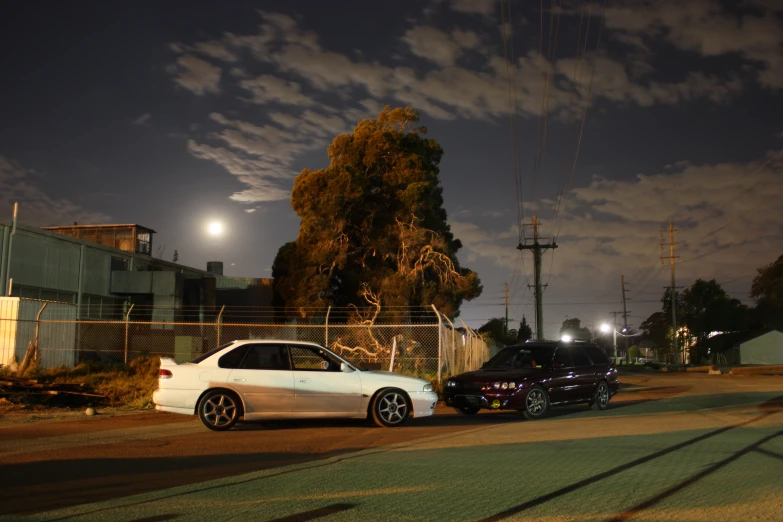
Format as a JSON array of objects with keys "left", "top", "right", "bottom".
[
  {"left": 751, "top": 254, "right": 783, "bottom": 329},
  {"left": 517, "top": 316, "right": 533, "bottom": 342},
  {"left": 272, "top": 107, "right": 482, "bottom": 318},
  {"left": 559, "top": 317, "right": 592, "bottom": 340}
]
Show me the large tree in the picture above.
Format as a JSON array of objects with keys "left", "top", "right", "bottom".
[
  {"left": 751, "top": 254, "right": 783, "bottom": 329},
  {"left": 680, "top": 279, "right": 751, "bottom": 362},
  {"left": 273, "top": 107, "right": 482, "bottom": 318}
]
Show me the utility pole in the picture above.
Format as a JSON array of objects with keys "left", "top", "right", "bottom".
[
  {"left": 517, "top": 215, "right": 558, "bottom": 340},
  {"left": 610, "top": 311, "right": 622, "bottom": 362},
  {"left": 661, "top": 221, "right": 680, "bottom": 364},
  {"left": 2, "top": 202, "right": 18, "bottom": 296},
  {"left": 621, "top": 275, "right": 631, "bottom": 359},
  {"left": 504, "top": 282, "right": 509, "bottom": 336}
]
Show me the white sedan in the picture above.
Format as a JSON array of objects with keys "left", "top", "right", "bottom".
[{"left": 153, "top": 340, "right": 439, "bottom": 431}]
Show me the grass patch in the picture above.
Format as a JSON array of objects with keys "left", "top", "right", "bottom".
[{"left": 3, "top": 356, "right": 160, "bottom": 409}]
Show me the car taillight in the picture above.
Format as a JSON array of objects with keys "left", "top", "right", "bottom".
[{"left": 159, "top": 369, "right": 173, "bottom": 379}]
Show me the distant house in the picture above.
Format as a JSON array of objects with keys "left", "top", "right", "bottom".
[{"left": 698, "top": 330, "right": 783, "bottom": 365}]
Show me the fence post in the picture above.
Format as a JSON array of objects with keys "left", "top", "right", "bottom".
[
  {"left": 389, "top": 336, "right": 397, "bottom": 372},
  {"left": 34, "top": 302, "right": 48, "bottom": 348},
  {"left": 124, "top": 304, "right": 134, "bottom": 364},
  {"left": 460, "top": 319, "right": 471, "bottom": 371},
  {"left": 216, "top": 305, "right": 225, "bottom": 347},
  {"left": 324, "top": 305, "right": 331, "bottom": 348},
  {"left": 431, "top": 304, "right": 443, "bottom": 385},
  {"left": 442, "top": 314, "right": 456, "bottom": 376}
]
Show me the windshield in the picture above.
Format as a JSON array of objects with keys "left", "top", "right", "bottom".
[{"left": 483, "top": 345, "right": 555, "bottom": 370}]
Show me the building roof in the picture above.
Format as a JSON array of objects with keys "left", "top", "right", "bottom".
[
  {"left": 696, "top": 329, "right": 782, "bottom": 352},
  {"left": 42, "top": 224, "right": 157, "bottom": 233}
]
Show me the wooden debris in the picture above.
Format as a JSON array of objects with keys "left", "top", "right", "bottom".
[{"left": 0, "top": 376, "right": 106, "bottom": 405}]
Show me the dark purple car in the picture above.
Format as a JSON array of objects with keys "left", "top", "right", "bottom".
[{"left": 443, "top": 341, "right": 619, "bottom": 419}]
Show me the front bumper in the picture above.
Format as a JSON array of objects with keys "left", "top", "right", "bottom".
[
  {"left": 409, "top": 391, "right": 439, "bottom": 418},
  {"left": 444, "top": 392, "right": 516, "bottom": 410}
]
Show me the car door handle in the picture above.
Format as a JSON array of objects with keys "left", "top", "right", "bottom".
[
  {"left": 233, "top": 378, "right": 246, "bottom": 382},
  {"left": 299, "top": 379, "right": 311, "bottom": 383}
]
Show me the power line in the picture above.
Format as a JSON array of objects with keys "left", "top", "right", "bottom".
[
  {"left": 554, "top": 0, "right": 607, "bottom": 241},
  {"left": 499, "top": 0, "right": 524, "bottom": 244}
]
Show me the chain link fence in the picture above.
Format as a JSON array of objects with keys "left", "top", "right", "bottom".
[{"left": 0, "top": 298, "right": 503, "bottom": 382}]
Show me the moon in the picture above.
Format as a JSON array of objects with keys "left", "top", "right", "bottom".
[{"left": 207, "top": 222, "right": 223, "bottom": 236}]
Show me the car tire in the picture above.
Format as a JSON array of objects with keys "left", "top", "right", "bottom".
[
  {"left": 592, "top": 381, "right": 611, "bottom": 410},
  {"left": 370, "top": 388, "right": 410, "bottom": 427},
  {"left": 521, "top": 385, "right": 549, "bottom": 420},
  {"left": 455, "top": 406, "right": 480, "bottom": 415},
  {"left": 198, "top": 389, "right": 241, "bottom": 431}
]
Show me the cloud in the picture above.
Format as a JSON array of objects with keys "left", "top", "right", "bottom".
[
  {"left": 132, "top": 113, "right": 151, "bottom": 125},
  {"left": 0, "top": 155, "right": 110, "bottom": 227},
  {"left": 186, "top": 107, "right": 378, "bottom": 203},
  {"left": 603, "top": 0, "right": 783, "bottom": 89},
  {"left": 457, "top": 149, "right": 783, "bottom": 294},
  {"left": 172, "top": 55, "right": 222, "bottom": 95},
  {"left": 238, "top": 75, "right": 315, "bottom": 106},
  {"left": 170, "top": 8, "right": 767, "bottom": 203},
  {"left": 403, "top": 26, "right": 480, "bottom": 67}
]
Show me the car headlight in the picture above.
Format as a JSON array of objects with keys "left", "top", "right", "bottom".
[
  {"left": 446, "top": 380, "right": 456, "bottom": 387},
  {"left": 487, "top": 381, "right": 517, "bottom": 391},
  {"left": 423, "top": 383, "right": 434, "bottom": 392}
]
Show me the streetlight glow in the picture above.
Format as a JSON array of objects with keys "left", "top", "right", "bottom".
[
  {"left": 561, "top": 334, "right": 572, "bottom": 342},
  {"left": 600, "top": 323, "right": 611, "bottom": 333}
]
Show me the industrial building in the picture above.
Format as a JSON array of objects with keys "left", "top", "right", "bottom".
[
  {"left": 0, "top": 221, "right": 273, "bottom": 367},
  {"left": 0, "top": 221, "right": 272, "bottom": 320}
]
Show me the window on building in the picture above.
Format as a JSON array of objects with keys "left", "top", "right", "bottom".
[
  {"left": 136, "top": 232, "right": 151, "bottom": 255},
  {"left": 115, "top": 228, "right": 134, "bottom": 251}
]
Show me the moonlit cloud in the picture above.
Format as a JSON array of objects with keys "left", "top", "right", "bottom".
[{"left": 0, "top": 155, "right": 110, "bottom": 226}]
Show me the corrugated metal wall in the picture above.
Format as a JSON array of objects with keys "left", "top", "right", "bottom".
[{"left": 0, "top": 298, "right": 78, "bottom": 368}]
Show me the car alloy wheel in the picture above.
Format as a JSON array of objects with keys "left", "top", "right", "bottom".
[
  {"left": 199, "top": 390, "right": 240, "bottom": 431},
  {"left": 371, "top": 389, "right": 410, "bottom": 427},
  {"left": 522, "top": 385, "right": 549, "bottom": 420},
  {"left": 593, "top": 381, "right": 610, "bottom": 410}
]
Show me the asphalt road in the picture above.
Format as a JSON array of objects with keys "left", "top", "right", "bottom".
[{"left": 1, "top": 372, "right": 782, "bottom": 521}]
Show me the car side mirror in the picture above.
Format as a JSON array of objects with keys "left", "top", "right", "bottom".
[
  {"left": 481, "top": 362, "right": 488, "bottom": 369},
  {"left": 340, "top": 362, "right": 352, "bottom": 372}
]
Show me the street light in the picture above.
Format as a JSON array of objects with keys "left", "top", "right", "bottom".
[
  {"left": 600, "top": 323, "right": 617, "bottom": 363},
  {"left": 561, "top": 334, "right": 572, "bottom": 342}
]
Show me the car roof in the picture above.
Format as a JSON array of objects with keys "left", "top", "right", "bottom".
[
  {"left": 228, "top": 340, "right": 325, "bottom": 347},
  {"left": 506, "top": 340, "right": 600, "bottom": 349}
]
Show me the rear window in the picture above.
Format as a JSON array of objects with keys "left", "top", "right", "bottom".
[
  {"left": 191, "top": 342, "right": 236, "bottom": 364},
  {"left": 584, "top": 345, "right": 610, "bottom": 365},
  {"left": 218, "top": 345, "right": 250, "bottom": 369}
]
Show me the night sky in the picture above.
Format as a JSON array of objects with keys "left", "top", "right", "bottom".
[{"left": 2, "top": 0, "right": 782, "bottom": 337}]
